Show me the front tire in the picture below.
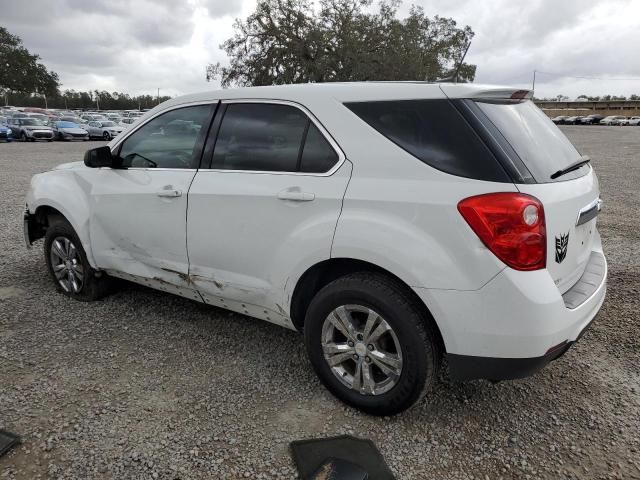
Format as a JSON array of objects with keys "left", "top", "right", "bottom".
[
  {"left": 44, "top": 216, "right": 110, "bottom": 301},
  {"left": 103, "top": 131, "right": 111, "bottom": 141},
  {"left": 304, "top": 273, "right": 441, "bottom": 416}
]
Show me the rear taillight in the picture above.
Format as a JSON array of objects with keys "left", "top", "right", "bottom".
[{"left": 457, "top": 193, "right": 546, "bottom": 271}]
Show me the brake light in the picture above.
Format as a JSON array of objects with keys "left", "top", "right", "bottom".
[{"left": 458, "top": 193, "right": 546, "bottom": 271}]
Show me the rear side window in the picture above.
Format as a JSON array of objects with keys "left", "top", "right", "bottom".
[
  {"left": 213, "top": 103, "right": 307, "bottom": 172},
  {"left": 212, "top": 103, "right": 339, "bottom": 173},
  {"left": 474, "top": 100, "right": 586, "bottom": 182},
  {"left": 345, "top": 99, "right": 510, "bottom": 182}
]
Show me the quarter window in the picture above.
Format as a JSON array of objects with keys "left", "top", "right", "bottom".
[
  {"left": 300, "top": 123, "right": 339, "bottom": 173},
  {"left": 345, "top": 99, "right": 510, "bottom": 182},
  {"left": 212, "top": 103, "right": 339, "bottom": 173},
  {"left": 118, "top": 105, "right": 211, "bottom": 169}
]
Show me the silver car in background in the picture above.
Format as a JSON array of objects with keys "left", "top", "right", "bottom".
[
  {"left": 8, "top": 118, "right": 54, "bottom": 141},
  {"left": 85, "top": 120, "right": 124, "bottom": 140}
]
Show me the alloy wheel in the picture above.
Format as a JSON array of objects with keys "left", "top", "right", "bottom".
[
  {"left": 49, "top": 236, "right": 84, "bottom": 293},
  {"left": 321, "top": 304, "right": 403, "bottom": 396}
]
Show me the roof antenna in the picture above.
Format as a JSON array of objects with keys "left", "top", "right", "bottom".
[{"left": 436, "top": 39, "right": 472, "bottom": 83}]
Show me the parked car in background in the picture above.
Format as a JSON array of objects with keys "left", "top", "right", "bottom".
[
  {"left": 601, "top": 115, "right": 627, "bottom": 126},
  {"left": 564, "top": 116, "right": 583, "bottom": 125},
  {"left": 24, "top": 83, "right": 606, "bottom": 415},
  {"left": 551, "top": 115, "right": 569, "bottom": 124},
  {"left": 579, "top": 114, "right": 605, "bottom": 125},
  {"left": 118, "top": 117, "right": 140, "bottom": 128},
  {"left": 81, "top": 114, "right": 107, "bottom": 123},
  {"left": 0, "top": 121, "right": 14, "bottom": 142},
  {"left": 8, "top": 118, "right": 54, "bottom": 141},
  {"left": 628, "top": 116, "right": 640, "bottom": 126},
  {"left": 51, "top": 121, "right": 89, "bottom": 141},
  {"left": 59, "top": 116, "right": 85, "bottom": 125},
  {"left": 85, "top": 120, "right": 124, "bottom": 140}
]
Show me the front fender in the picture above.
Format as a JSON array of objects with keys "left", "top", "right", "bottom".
[{"left": 26, "top": 170, "right": 97, "bottom": 268}]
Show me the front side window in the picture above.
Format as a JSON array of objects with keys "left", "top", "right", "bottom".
[
  {"left": 212, "top": 103, "right": 339, "bottom": 173},
  {"left": 118, "top": 104, "right": 211, "bottom": 169}
]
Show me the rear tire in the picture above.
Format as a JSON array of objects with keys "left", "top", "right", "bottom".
[
  {"left": 44, "top": 216, "right": 111, "bottom": 301},
  {"left": 304, "top": 272, "right": 441, "bottom": 416}
]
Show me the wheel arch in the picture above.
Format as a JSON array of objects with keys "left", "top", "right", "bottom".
[
  {"left": 27, "top": 170, "right": 97, "bottom": 268},
  {"left": 289, "top": 257, "right": 446, "bottom": 354}
]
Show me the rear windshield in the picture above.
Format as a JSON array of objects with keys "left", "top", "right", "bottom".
[
  {"left": 345, "top": 99, "right": 510, "bottom": 182},
  {"left": 473, "top": 100, "right": 588, "bottom": 182}
]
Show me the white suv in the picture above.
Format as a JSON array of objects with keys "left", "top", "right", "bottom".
[{"left": 24, "top": 83, "right": 607, "bottom": 415}]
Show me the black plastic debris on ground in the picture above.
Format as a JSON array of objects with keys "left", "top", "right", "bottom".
[
  {"left": 290, "top": 435, "right": 395, "bottom": 480},
  {"left": 0, "top": 430, "right": 20, "bottom": 458}
]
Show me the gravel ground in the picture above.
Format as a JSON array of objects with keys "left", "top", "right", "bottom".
[{"left": 1, "top": 127, "right": 639, "bottom": 480}]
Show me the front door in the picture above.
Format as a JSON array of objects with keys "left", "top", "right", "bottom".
[
  {"left": 187, "top": 102, "right": 351, "bottom": 325},
  {"left": 89, "top": 103, "right": 215, "bottom": 290}
]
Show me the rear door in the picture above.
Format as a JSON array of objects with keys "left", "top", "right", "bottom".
[
  {"left": 471, "top": 99, "right": 600, "bottom": 293},
  {"left": 187, "top": 101, "right": 351, "bottom": 322}
]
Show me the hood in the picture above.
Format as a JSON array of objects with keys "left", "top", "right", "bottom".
[
  {"left": 52, "top": 161, "right": 84, "bottom": 171},
  {"left": 24, "top": 125, "right": 53, "bottom": 131},
  {"left": 59, "top": 127, "right": 88, "bottom": 134}
]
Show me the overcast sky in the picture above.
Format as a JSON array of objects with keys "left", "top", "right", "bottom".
[{"left": 4, "top": 0, "right": 639, "bottom": 99}]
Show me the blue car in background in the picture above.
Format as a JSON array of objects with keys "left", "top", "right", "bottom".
[{"left": 0, "top": 116, "right": 14, "bottom": 142}]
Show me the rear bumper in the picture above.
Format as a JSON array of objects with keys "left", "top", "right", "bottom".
[
  {"left": 414, "top": 238, "right": 607, "bottom": 380},
  {"left": 447, "top": 315, "right": 596, "bottom": 381}
]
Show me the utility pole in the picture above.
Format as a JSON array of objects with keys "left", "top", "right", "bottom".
[
  {"left": 43, "top": 94, "right": 48, "bottom": 110},
  {"left": 157, "top": 88, "right": 160, "bottom": 105},
  {"left": 532, "top": 70, "right": 536, "bottom": 98},
  {"left": 96, "top": 96, "right": 100, "bottom": 111}
]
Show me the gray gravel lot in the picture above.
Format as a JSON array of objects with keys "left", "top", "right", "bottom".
[{"left": 1, "top": 127, "right": 639, "bottom": 479}]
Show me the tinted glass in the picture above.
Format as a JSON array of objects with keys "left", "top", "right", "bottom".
[
  {"left": 300, "top": 123, "right": 339, "bottom": 173},
  {"left": 56, "top": 121, "right": 78, "bottom": 128},
  {"left": 118, "top": 105, "right": 210, "bottom": 169},
  {"left": 474, "top": 100, "right": 586, "bottom": 182},
  {"left": 21, "top": 119, "right": 44, "bottom": 126},
  {"left": 345, "top": 99, "right": 509, "bottom": 182},
  {"left": 212, "top": 103, "right": 307, "bottom": 172}
]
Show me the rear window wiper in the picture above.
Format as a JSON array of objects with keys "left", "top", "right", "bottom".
[{"left": 550, "top": 156, "right": 591, "bottom": 179}]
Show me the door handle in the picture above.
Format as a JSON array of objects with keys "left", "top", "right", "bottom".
[
  {"left": 157, "top": 189, "right": 182, "bottom": 198},
  {"left": 277, "top": 188, "right": 315, "bottom": 202}
]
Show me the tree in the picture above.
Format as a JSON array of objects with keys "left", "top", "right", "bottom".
[
  {"left": 0, "top": 26, "right": 60, "bottom": 96},
  {"left": 207, "top": 0, "right": 475, "bottom": 87}
]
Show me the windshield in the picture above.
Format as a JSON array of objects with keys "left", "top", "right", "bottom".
[
  {"left": 21, "top": 119, "right": 45, "bottom": 126},
  {"left": 474, "top": 100, "right": 587, "bottom": 182},
  {"left": 56, "top": 121, "right": 79, "bottom": 128},
  {"left": 101, "top": 121, "right": 116, "bottom": 127}
]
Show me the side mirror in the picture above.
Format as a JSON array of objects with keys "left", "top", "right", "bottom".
[{"left": 84, "top": 146, "right": 115, "bottom": 168}]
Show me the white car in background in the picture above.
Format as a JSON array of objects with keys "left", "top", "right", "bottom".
[
  {"left": 600, "top": 115, "right": 627, "bottom": 125},
  {"left": 627, "top": 116, "right": 640, "bottom": 126},
  {"left": 24, "top": 83, "right": 606, "bottom": 415},
  {"left": 85, "top": 120, "right": 124, "bottom": 140}
]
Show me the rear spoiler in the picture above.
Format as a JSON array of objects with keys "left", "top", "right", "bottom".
[{"left": 439, "top": 84, "right": 533, "bottom": 100}]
